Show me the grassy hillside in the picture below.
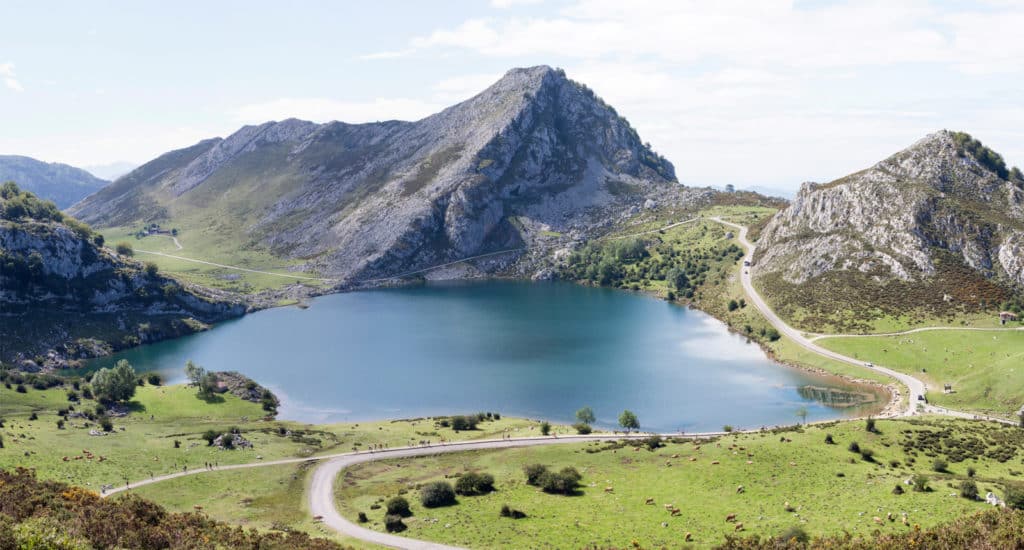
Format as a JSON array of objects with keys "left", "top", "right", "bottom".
[
  {"left": 335, "top": 419, "right": 1024, "bottom": 549},
  {"left": 818, "top": 330, "right": 1024, "bottom": 418}
]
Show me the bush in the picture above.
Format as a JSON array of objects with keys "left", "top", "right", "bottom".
[
  {"left": 173, "top": 440, "right": 180, "bottom": 449},
  {"left": 728, "top": 299, "right": 739, "bottom": 311},
  {"left": 1006, "top": 484, "right": 1024, "bottom": 510},
  {"left": 824, "top": 434, "right": 835, "bottom": 444},
  {"left": 539, "top": 467, "right": 582, "bottom": 495},
  {"left": 449, "top": 415, "right": 478, "bottom": 431},
  {"left": 933, "top": 458, "right": 949, "bottom": 473},
  {"left": 866, "top": 417, "right": 877, "bottom": 433},
  {"left": 28, "top": 412, "right": 37, "bottom": 421},
  {"left": 384, "top": 514, "right": 406, "bottom": 533},
  {"left": 524, "top": 464, "right": 548, "bottom": 486},
  {"left": 642, "top": 435, "right": 664, "bottom": 450},
  {"left": 777, "top": 525, "right": 809, "bottom": 543},
  {"left": 115, "top": 242, "right": 133, "bottom": 256},
  {"left": 144, "top": 262, "right": 159, "bottom": 277},
  {"left": 357, "top": 512, "right": 368, "bottom": 523},
  {"left": 454, "top": 472, "right": 495, "bottom": 496},
  {"left": 420, "top": 481, "right": 456, "bottom": 508},
  {"left": 15, "top": 384, "right": 26, "bottom": 393},
  {"left": 968, "top": 466, "right": 976, "bottom": 478},
  {"left": 723, "top": 425, "right": 734, "bottom": 433},
  {"left": 385, "top": 496, "right": 411, "bottom": 517},
  {"left": 202, "top": 430, "right": 221, "bottom": 446},
  {"left": 540, "top": 421, "right": 551, "bottom": 435},
  {"left": 573, "top": 422, "right": 592, "bottom": 434},
  {"left": 893, "top": 484, "right": 905, "bottom": 495},
  {"left": 960, "top": 480, "right": 979, "bottom": 500},
  {"left": 147, "top": 374, "right": 162, "bottom": 386},
  {"left": 912, "top": 474, "right": 930, "bottom": 492},
  {"left": 848, "top": 441, "right": 860, "bottom": 453},
  {"left": 766, "top": 328, "right": 781, "bottom": 341},
  {"left": 99, "top": 416, "right": 113, "bottom": 432},
  {"left": 499, "top": 504, "right": 527, "bottom": 519},
  {"left": 859, "top": 448, "right": 875, "bottom": 462},
  {"left": 56, "top": 419, "right": 64, "bottom": 429}
]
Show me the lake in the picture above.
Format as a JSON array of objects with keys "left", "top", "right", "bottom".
[{"left": 88, "top": 281, "right": 887, "bottom": 432}]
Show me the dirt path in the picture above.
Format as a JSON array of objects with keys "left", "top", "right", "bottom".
[
  {"left": 809, "top": 325, "right": 1024, "bottom": 341},
  {"left": 133, "top": 249, "right": 335, "bottom": 282}
]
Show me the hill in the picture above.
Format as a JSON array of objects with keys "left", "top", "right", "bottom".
[
  {"left": 0, "top": 155, "right": 109, "bottom": 208},
  {"left": 0, "top": 182, "right": 244, "bottom": 365},
  {"left": 69, "top": 66, "right": 687, "bottom": 282},
  {"left": 753, "top": 130, "right": 1024, "bottom": 332}
]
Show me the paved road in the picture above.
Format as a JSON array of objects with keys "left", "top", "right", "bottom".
[{"left": 709, "top": 217, "right": 1015, "bottom": 424}]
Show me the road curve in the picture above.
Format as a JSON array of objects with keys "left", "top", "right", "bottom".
[{"left": 708, "top": 217, "right": 1015, "bottom": 423}]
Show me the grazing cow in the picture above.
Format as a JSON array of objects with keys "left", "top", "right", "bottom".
[
  {"left": 789, "top": 461, "right": 797, "bottom": 466},
  {"left": 711, "top": 460, "right": 720, "bottom": 465},
  {"left": 62, "top": 456, "right": 69, "bottom": 462},
  {"left": 689, "top": 457, "right": 697, "bottom": 462},
  {"left": 604, "top": 486, "right": 614, "bottom": 493},
  {"left": 644, "top": 497, "right": 655, "bottom": 505},
  {"left": 736, "top": 485, "right": 745, "bottom": 494},
  {"left": 670, "top": 508, "right": 681, "bottom": 517},
  {"left": 671, "top": 454, "right": 680, "bottom": 459},
  {"left": 873, "top": 516, "right": 883, "bottom": 525},
  {"left": 887, "top": 512, "right": 894, "bottom": 522},
  {"left": 664, "top": 504, "right": 675, "bottom": 510},
  {"left": 725, "top": 513, "right": 737, "bottom": 523},
  {"left": 746, "top": 460, "right": 753, "bottom": 465},
  {"left": 902, "top": 516, "right": 909, "bottom": 526},
  {"left": 684, "top": 532, "right": 693, "bottom": 542},
  {"left": 734, "top": 522, "right": 744, "bottom": 531},
  {"left": 193, "top": 505, "right": 203, "bottom": 511}
]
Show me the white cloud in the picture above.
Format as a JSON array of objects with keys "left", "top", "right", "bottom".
[
  {"left": 491, "top": 0, "right": 543, "bottom": 8},
  {"left": 1, "top": 62, "right": 24, "bottom": 92},
  {"left": 231, "top": 97, "right": 446, "bottom": 124}
]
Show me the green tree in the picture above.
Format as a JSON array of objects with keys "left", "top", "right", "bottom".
[
  {"left": 90, "top": 360, "right": 137, "bottom": 402},
  {"left": 184, "top": 360, "right": 205, "bottom": 385},
  {"left": 144, "top": 262, "right": 159, "bottom": 277},
  {"left": 198, "top": 372, "right": 219, "bottom": 398},
  {"left": 618, "top": 410, "right": 639, "bottom": 432},
  {"left": 540, "top": 421, "right": 551, "bottom": 435},
  {"left": 420, "top": 481, "right": 456, "bottom": 508},
  {"left": 575, "top": 406, "right": 595, "bottom": 426}
]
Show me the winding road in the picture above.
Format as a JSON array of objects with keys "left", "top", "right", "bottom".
[{"left": 102, "top": 216, "right": 1017, "bottom": 550}]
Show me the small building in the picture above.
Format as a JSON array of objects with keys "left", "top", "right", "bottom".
[{"left": 999, "top": 311, "right": 1018, "bottom": 325}]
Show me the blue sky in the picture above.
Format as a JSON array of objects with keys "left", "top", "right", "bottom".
[{"left": 2, "top": 0, "right": 1022, "bottom": 191}]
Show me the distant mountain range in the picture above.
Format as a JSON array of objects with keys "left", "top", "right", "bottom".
[
  {"left": 0, "top": 155, "right": 109, "bottom": 209},
  {"left": 83, "top": 161, "right": 138, "bottom": 181},
  {"left": 754, "top": 130, "right": 1024, "bottom": 331},
  {"left": 69, "top": 66, "right": 688, "bottom": 281}
]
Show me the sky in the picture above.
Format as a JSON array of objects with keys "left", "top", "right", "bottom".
[{"left": 2, "top": 0, "right": 1022, "bottom": 192}]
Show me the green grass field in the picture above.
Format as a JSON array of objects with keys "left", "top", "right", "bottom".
[
  {"left": 336, "top": 418, "right": 1023, "bottom": 549},
  {"left": 818, "top": 330, "right": 1024, "bottom": 418},
  {"left": 0, "top": 381, "right": 559, "bottom": 492},
  {"left": 100, "top": 226, "right": 331, "bottom": 294}
]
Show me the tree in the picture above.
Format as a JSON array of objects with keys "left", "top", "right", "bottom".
[
  {"left": 385, "top": 496, "right": 411, "bottom": 517},
  {"left": 960, "top": 480, "right": 979, "bottom": 500},
  {"left": 796, "top": 406, "right": 808, "bottom": 425},
  {"left": 450, "top": 415, "right": 478, "bottom": 431},
  {"left": 184, "top": 360, "right": 205, "bottom": 385},
  {"left": 728, "top": 299, "right": 739, "bottom": 311},
  {"left": 144, "top": 262, "right": 159, "bottom": 277},
  {"left": 198, "top": 372, "right": 219, "bottom": 398},
  {"left": 575, "top": 406, "right": 596, "bottom": 426},
  {"left": 765, "top": 328, "right": 781, "bottom": 341},
  {"left": 618, "top": 410, "right": 639, "bottom": 432},
  {"left": 538, "top": 467, "right": 582, "bottom": 495},
  {"left": 524, "top": 464, "right": 548, "bottom": 486},
  {"left": 725, "top": 184, "right": 735, "bottom": 193},
  {"left": 540, "top": 421, "right": 551, "bottom": 435},
  {"left": 91, "top": 360, "right": 137, "bottom": 402},
  {"left": 455, "top": 472, "right": 495, "bottom": 496},
  {"left": 420, "top": 481, "right": 456, "bottom": 508}
]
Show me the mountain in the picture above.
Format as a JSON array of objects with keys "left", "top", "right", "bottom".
[
  {"left": 0, "top": 182, "right": 244, "bottom": 366},
  {"left": 0, "top": 155, "right": 109, "bottom": 208},
  {"left": 84, "top": 161, "right": 138, "bottom": 181},
  {"left": 69, "top": 66, "right": 678, "bottom": 281},
  {"left": 753, "top": 130, "right": 1024, "bottom": 332}
]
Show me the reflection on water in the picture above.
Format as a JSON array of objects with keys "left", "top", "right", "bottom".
[
  {"left": 87, "top": 281, "right": 887, "bottom": 432},
  {"left": 797, "top": 385, "right": 880, "bottom": 409}
]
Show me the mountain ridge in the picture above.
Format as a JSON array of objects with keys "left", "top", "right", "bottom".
[
  {"left": 0, "top": 155, "right": 109, "bottom": 209},
  {"left": 70, "top": 66, "right": 681, "bottom": 282}
]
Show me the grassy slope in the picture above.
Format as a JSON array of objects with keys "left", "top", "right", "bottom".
[
  {"left": 335, "top": 419, "right": 1023, "bottom": 549},
  {"left": 0, "top": 382, "right": 553, "bottom": 491},
  {"left": 101, "top": 226, "right": 329, "bottom": 294},
  {"left": 818, "top": 331, "right": 1024, "bottom": 418}
]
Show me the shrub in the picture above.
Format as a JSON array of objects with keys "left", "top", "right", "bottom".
[
  {"left": 777, "top": 525, "right": 809, "bottom": 543},
  {"left": 893, "top": 484, "right": 904, "bottom": 495},
  {"left": 723, "top": 425, "right": 734, "bottom": 433},
  {"left": 933, "top": 459, "right": 949, "bottom": 472},
  {"left": 202, "top": 430, "right": 221, "bottom": 446},
  {"left": 573, "top": 422, "right": 592, "bottom": 434},
  {"left": 824, "top": 434, "right": 835, "bottom": 444},
  {"left": 642, "top": 435, "right": 664, "bottom": 450},
  {"left": 1006, "top": 484, "right": 1024, "bottom": 510},
  {"left": 859, "top": 448, "right": 875, "bottom": 462},
  {"left": 912, "top": 474, "right": 930, "bottom": 492},
  {"left": 540, "top": 421, "right": 551, "bottom": 435},
  {"left": 384, "top": 514, "right": 406, "bottom": 533},
  {"left": 385, "top": 496, "right": 411, "bottom": 517},
  {"left": 357, "top": 512, "right": 368, "bottom": 523},
  {"left": 524, "top": 464, "right": 548, "bottom": 486},
  {"left": 766, "top": 328, "right": 781, "bottom": 341},
  {"left": 15, "top": 384, "right": 26, "bottom": 393},
  {"left": 960, "top": 480, "right": 979, "bottom": 500},
  {"left": 500, "top": 504, "right": 527, "bottom": 519},
  {"left": 450, "top": 415, "right": 478, "bottom": 431},
  {"left": 420, "top": 481, "right": 456, "bottom": 508},
  {"left": 848, "top": 441, "right": 860, "bottom": 453},
  {"left": 99, "top": 416, "right": 113, "bottom": 432},
  {"left": 539, "top": 467, "right": 582, "bottom": 495},
  {"left": 968, "top": 467, "right": 977, "bottom": 478},
  {"left": 56, "top": 419, "right": 64, "bottom": 429},
  {"left": 728, "top": 299, "right": 739, "bottom": 311},
  {"left": 115, "top": 242, "right": 133, "bottom": 256},
  {"left": 454, "top": 472, "right": 495, "bottom": 496},
  {"left": 28, "top": 412, "right": 38, "bottom": 421},
  {"left": 144, "top": 262, "right": 159, "bottom": 277},
  {"left": 173, "top": 440, "right": 180, "bottom": 449},
  {"left": 866, "top": 417, "right": 877, "bottom": 433},
  {"left": 147, "top": 374, "right": 162, "bottom": 386}
]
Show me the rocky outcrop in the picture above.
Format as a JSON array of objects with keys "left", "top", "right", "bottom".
[
  {"left": 755, "top": 131, "right": 1024, "bottom": 289},
  {"left": 70, "top": 66, "right": 677, "bottom": 282},
  {"left": 1, "top": 184, "right": 244, "bottom": 363}
]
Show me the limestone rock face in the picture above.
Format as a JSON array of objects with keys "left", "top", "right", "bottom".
[
  {"left": 70, "top": 66, "right": 678, "bottom": 281},
  {"left": 755, "top": 130, "right": 1024, "bottom": 288}
]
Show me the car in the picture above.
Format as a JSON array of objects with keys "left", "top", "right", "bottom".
[
  {"left": 865, "top": 362, "right": 874, "bottom": 368},
  {"left": 743, "top": 260, "right": 751, "bottom": 267},
  {"left": 917, "top": 395, "right": 925, "bottom": 401}
]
